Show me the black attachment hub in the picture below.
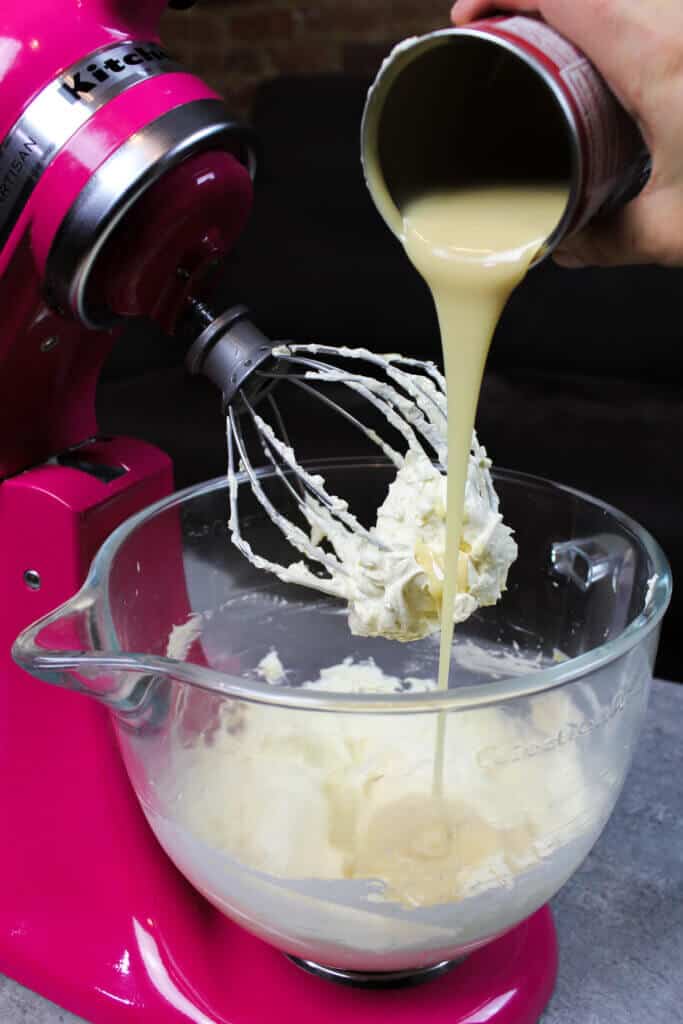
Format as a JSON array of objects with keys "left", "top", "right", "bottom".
[{"left": 184, "top": 301, "right": 283, "bottom": 410}]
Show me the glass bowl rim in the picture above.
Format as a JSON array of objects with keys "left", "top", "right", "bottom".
[{"left": 53, "top": 459, "right": 678, "bottom": 714}]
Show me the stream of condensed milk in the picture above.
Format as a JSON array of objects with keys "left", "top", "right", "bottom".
[{"left": 401, "top": 185, "right": 568, "bottom": 792}]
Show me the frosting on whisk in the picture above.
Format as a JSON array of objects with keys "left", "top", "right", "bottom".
[{"left": 227, "top": 346, "right": 517, "bottom": 642}]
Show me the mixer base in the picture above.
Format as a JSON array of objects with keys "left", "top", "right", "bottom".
[
  {"left": 287, "top": 955, "right": 463, "bottom": 988},
  {"left": 3, "top": 900, "right": 558, "bottom": 1024},
  {"left": 279, "top": 907, "right": 557, "bottom": 1021}
]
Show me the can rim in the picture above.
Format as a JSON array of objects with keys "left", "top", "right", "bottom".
[{"left": 360, "top": 26, "right": 582, "bottom": 264}]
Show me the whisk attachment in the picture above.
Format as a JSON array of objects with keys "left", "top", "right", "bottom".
[
  {"left": 220, "top": 335, "right": 517, "bottom": 642},
  {"left": 184, "top": 305, "right": 515, "bottom": 641},
  {"left": 185, "top": 302, "right": 282, "bottom": 408}
]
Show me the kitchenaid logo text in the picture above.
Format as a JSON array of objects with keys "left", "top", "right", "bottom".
[
  {"left": 476, "top": 674, "right": 646, "bottom": 769},
  {"left": 60, "top": 45, "right": 171, "bottom": 102},
  {"left": 0, "top": 136, "right": 39, "bottom": 204}
]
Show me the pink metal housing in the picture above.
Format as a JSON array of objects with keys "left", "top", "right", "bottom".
[{"left": 0, "top": 0, "right": 253, "bottom": 480}]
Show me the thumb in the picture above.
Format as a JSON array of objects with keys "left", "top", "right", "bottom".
[
  {"left": 450, "top": 0, "right": 538, "bottom": 25},
  {"left": 553, "top": 193, "right": 660, "bottom": 268}
]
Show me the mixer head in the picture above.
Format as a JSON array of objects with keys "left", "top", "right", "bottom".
[{"left": 0, "top": 0, "right": 256, "bottom": 479}]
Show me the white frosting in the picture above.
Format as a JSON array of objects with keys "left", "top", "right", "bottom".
[
  {"left": 282, "top": 441, "right": 516, "bottom": 642},
  {"left": 256, "top": 649, "right": 287, "bottom": 684},
  {"left": 351, "top": 445, "right": 516, "bottom": 640},
  {"left": 231, "top": 419, "right": 516, "bottom": 644},
  {"left": 166, "top": 613, "right": 203, "bottom": 660},
  {"left": 228, "top": 348, "right": 516, "bottom": 643},
  {"left": 166, "top": 656, "right": 597, "bottom": 911}
]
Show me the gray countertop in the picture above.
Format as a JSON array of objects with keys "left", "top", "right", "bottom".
[{"left": 2, "top": 679, "right": 681, "bottom": 1024}]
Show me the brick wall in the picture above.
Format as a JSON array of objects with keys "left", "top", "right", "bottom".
[{"left": 161, "top": 0, "right": 449, "bottom": 114}]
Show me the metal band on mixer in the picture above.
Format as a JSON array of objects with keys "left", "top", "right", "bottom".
[
  {"left": 0, "top": 40, "right": 184, "bottom": 250},
  {"left": 44, "top": 99, "right": 255, "bottom": 328}
]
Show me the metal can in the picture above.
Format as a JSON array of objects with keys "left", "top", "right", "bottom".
[{"left": 361, "top": 16, "right": 650, "bottom": 262}]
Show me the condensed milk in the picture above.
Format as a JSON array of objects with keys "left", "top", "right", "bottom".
[{"left": 401, "top": 184, "right": 567, "bottom": 788}]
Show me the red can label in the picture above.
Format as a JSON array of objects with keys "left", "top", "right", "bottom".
[{"left": 471, "top": 16, "right": 647, "bottom": 231}]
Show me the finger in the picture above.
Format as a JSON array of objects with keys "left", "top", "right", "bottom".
[
  {"left": 552, "top": 195, "right": 661, "bottom": 268},
  {"left": 451, "top": 0, "right": 539, "bottom": 26},
  {"left": 451, "top": 0, "right": 631, "bottom": 96}
]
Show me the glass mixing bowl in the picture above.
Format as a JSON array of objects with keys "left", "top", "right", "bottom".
[{"left": 14, "top": 460, "right": 671, "bottom": 975}]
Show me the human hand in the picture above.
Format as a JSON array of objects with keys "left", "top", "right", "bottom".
[{"left": 450, "top": 0, "right": 683, "bottom": 268}]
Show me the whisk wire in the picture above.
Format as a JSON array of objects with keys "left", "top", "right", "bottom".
[
  {"left": 228, "top": 405, "right": 351, "bottom": 584},
  {"left": 275, "top": 351, "right": 445, "bottom": 465},
  {"left": 242, "top": 394, "right": 386, "bottom": 551},
  {"left": 280, "top": 346, "right": 447, "bottom": 445},
  {"left": 227, "top": 342, "right": 455, "bottom": 596}
]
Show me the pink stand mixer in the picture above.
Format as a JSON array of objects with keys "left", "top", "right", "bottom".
[{"left": 0, "top": 2, "right": 558, "bottom": 1021}]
